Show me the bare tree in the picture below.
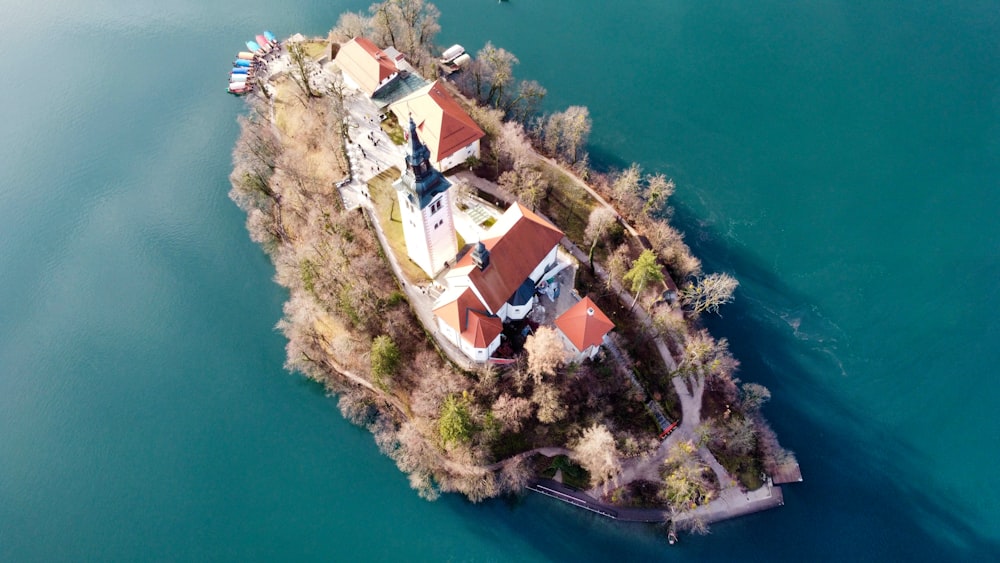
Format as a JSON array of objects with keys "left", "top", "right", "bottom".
[
  {"left": 498, "top": 166, "right": 546, "bottom": 210},
  {"left": 643, "top": 173, "right": 675, "bottom": 217},
  {"left": 492, "top": 394, "right": 533, "bottom": 433},
  {"left": 740, "top": 382, "right": 771, "bottom": 413},
  {"left": 524, "top": 326, "right": 566, "bottom": 383},
  {"left": 682, "top": 272, "right": 739, "bottom": 316},
  {"left": 605, "top": 243, "right": 632, "bottom": 291},
  {"left": 660, "top": 439, "right": 716, "bottom": 512},
  {"left": 584, "top": 206, "right": 618, "bottom": 272},
  {"left": 287, "top": 41, "right": 319, "bottom": 99},
  {"left": 532, "top": 382, "right": 566, "bottom": 423},
  {"left": 610, "top": 163, "right": 643, "bottom": 220},
  {"left": 474, "top": 42, "right": 519, "bottom": 107},
  {"left": 501, "top": 79, "right": 547, "bottom": 124},
  {"left": 543, "top": 106, "right": 592, "bottom": 164},
  {"left": 328, "top": 11, "right": 372, "bottom": 42},
  {"left": 571, "top": 424, "right": 621, "bottom": 486}
]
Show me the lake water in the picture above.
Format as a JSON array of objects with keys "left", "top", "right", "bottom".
[{"left": 2, "top": 0, "right": 998, "bottom": 560}]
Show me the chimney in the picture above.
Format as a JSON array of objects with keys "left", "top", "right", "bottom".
[{"left": 471, "top": 241, "right": 490, "bottom": 270}]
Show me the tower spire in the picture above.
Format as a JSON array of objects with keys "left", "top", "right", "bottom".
[{"left": 405, "top": 115, "right": 432, "bottom": 177}]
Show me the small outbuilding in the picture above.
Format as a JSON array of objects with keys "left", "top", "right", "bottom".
[{"left": 554, "top": 296, "right": 615, "bottom": 361}]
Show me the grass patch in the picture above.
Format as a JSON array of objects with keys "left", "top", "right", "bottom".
[
  {"left": 368, "top": 169, "right": 431, "bottom": 284},
  {"left": 381, "top": 113, "right": 406, "bottom": 145},
  {"left": 710, "top": 443, "right": 765, "bottom": 491},
  {"left": 301, "top": 40, "right": 328, "bottom": 60},
  {"left": 537, "top": 161, "right": 597, "bottom": 244},
  {"left": 538, "top": 455, "right": 592, "bottom": 490}
]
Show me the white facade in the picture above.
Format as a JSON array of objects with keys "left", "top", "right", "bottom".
[
  {"left": 398, "top": 189, "right": 457, "bottom": 278},
  {"left": 436, "top": 317, "right": 501, "bottom": 362},
  {"left": 437, "top": 139, "right": 481, "bottom": 172}
]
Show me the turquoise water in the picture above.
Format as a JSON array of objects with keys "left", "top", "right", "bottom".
[{"left": 2, "top": 0, "right": 998, "bottom": 560}]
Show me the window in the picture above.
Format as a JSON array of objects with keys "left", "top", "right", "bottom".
[{"left": 430, "top": 199, "right": 442, "bottom": 214}]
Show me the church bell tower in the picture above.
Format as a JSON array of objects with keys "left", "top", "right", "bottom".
[{"left": 393, "top": 117, "right": 457, "bottom": 278}]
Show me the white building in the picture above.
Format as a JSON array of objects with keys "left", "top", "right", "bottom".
[
  {"left": 390, "top": 80, "right": 485, "bottom": 172},
  {"left": 394, "top": 118, "right": 458, "bottom": 279},
  {"left": 334, "top": 37, "right": 400, "bottom": 97},
  {"left": 431, "top": 202, "right": 566, "bottom": 363}
]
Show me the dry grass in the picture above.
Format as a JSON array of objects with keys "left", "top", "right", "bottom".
[
  {"left": 272, "top": 76, "right": 350, "bottom": 183},
  {"left": 367, "top": 168, "right": 431, "bottom": 284},
  {"left": 302, "top": 40, "right": 329, "bottom": 60},
  {"left": 537, "top": 160, "right": 598, "bottom": 244},
  {"left": 381, "top": 113, "right": 406, "bottom": 145}
]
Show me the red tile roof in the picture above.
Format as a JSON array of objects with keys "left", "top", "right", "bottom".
[
  {"left": 555, "top": 296, "right": 615, "bottom": 352},
  {"left": 433, "top": 288, "right": 503, "bottom": 349},
  {"left": 335, "top": 37, "right": 397, "bottom": 95},
  {"left": 390, "top": 80, "right": 485, "bottom": 163},
  {"left": 451, "top": 203, "right": 564, "bottom": 313},
  {"left": 465, "top": 310, "right": 503, "bottom": 348}
]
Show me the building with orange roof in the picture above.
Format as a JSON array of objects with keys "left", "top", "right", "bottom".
[
  {"left": 554, "top": 296, "right": 615, "bottom": 361},
  {"left": 389, "top": 80, "right": 485, "bottom": 171},
  {"left": 444, "top": 202, "right": 564, "bottom": 322},
  {"left": 432, "top": 287, "right": 504, "bottom": 362},
  {"left": 431, "top": 202, "right": 566, "bottom": 363},
  {"left": 335, "top": 37, "right": 400, "bottom": 96}
]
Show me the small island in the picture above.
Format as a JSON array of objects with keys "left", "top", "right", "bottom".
[{"left": 228, "top": 1, "right": 800, "bottom": 540}]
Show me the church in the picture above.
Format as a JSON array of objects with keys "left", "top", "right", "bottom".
[{"left": 395, "top": 119, "right": 569, "bottom": 362}]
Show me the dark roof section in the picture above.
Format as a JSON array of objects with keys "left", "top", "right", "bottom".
[
  {"left": 396, "top": 117, "right": 451, "bottom": 209},
  {"left": 371, "top": 71, "right": 430, "bottom": 109}
]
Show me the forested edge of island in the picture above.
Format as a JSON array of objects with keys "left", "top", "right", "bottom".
[{"left": 227, "top": 0, "right": 800, "bottom": 537}]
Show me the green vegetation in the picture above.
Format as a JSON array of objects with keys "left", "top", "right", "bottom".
[
  {"left": 539, "top": 455, "right": 591, "bottom": 490},
  {"left": 623, "top": 249, "right": 665, "bottom": 309},
  {"left": 438, "top": 393, "right": 474, "bottom": 445},
  {"left": 371, "top": 335, "right": 401, "bottom": 390}
]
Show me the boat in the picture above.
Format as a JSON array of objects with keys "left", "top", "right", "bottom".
[
  {"left": 263, "top": 30, "right": 277, "bottom": 44},
  {"left": 230, "top": 73, "right": 250, "bottom": 83},
  {"left": 451, "top": 53, "right": 472, "bottom": 68},
  {"left": 228, "top": 84, "right": 250, "bottom": 95},
  {"left": 234, "top": 59, "right": 252, "bottom": 68},
  {"left": 246, "top": 40, "right": 262, "bottom": 53},
  {"left": 231, "top": 67, "right": 249, "bottom": 75},
  {"left": 441, "top": 44, "right": 465, "bottom": 63},
  {"left": 237, "top": 51, "right": 255, "bottom": 60},
  {"left": 255, "top": 35, "right": 272, "bottom": 54}
]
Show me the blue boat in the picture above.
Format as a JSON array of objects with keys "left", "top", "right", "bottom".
[
  {"left": 231, "top": 67, "right": 249, "bottom": 75},
  {"left": 246, "top": 40, "right": 262, "bottom": 52},
  {"left": 234, "top": 59, "right": 252, "bottom": 68},
  {"left": 263, "top": 30, "right": 276, "bottom": 43}
]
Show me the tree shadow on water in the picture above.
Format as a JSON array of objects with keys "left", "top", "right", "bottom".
[{"left": 669, "top": 201, "right": 1000, "bottom": 560}]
